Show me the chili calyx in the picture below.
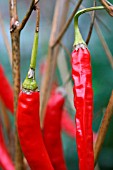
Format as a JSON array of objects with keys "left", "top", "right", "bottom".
[
  {"left": 74, "top": 43, "right": 87, "bottom": 51},
  {"left": 22, "top": 67, "right": 38, "bottom": 91}
]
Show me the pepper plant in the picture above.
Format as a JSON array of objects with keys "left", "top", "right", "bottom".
[{"left": 0, "top": 0, "right": 113, "bottom": 170}]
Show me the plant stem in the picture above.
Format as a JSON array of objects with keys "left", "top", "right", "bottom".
[
  {"left": 11, "top": 29, "right": 24, "bottom": 170},
  {"left": 30, "top": 33, "right": 38, "bottom": 69},
  {"left": 18, "top": 0, "right": 35, "bottom": 31},
  {"left": 94, "top": 20, "right": 113, "bottom": 69},
  {"left": 0, "top": 12, "right": 12, "bottom": 65},
  {"left": 51, "top": 0, "right": 83, "bottom": 48},
  {"left": 74, "top": 6, "right": 105, "bottom": 46},
  {"left": 9, "top": 0, "right": 24, "bottom": 168},
  {"left": 75, "top": 6, "right": 104, "bottom": 19},
  {"left": 85, "top": 0, "right": 96, "bottom": 45},
  {"left": 40, "top": 0, "right": 70, "bottom": 128},
  {"left": 40, "top": 0, "right": 83, "bottom": 128},
  {"left": 94, "top": 91, "right": 113, "bottom": 165},
  {"left": 100, "top": 0, "right": 113, "bottom": 16},
  {"left": 22, "top": 8, "right": 40, "bottom": 91}
]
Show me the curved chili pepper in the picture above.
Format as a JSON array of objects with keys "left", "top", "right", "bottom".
[
  {"left": 17, "top": 91, "right": 54, "bottom": 170},
  {"left": 72, "top": 6, "right": 104, "bottom": 170},
  {"left": 16, "top": 9, "right": 53, "bottom": 170},
  {"left": 0, "top": 65, "right": 14, "bottom": 114},
  {"left": 43, "top": 88, "right": 67, "bottom": 170},
  {"left": 72, "top": 46, "right": 94, "bottom": 170},
  {"left": 0, "top": 124, "right": 14, "bottom": 170}
]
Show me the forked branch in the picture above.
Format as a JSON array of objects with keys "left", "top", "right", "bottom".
[
  {"left": 18, "top": 0, "right": 39, "bottom": 31},
  {"left": 100, "top": 0, "right": 113, "bottom": 16}
]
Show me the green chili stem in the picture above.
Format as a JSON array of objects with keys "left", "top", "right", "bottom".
[
  {"left": 74, "top": 6, "right": 105, "bottom": 46},
  {"left": 22, "top": 8, "right": 40, "bottom": 91},
  {"left": 30, "top": 33, "right": 38, "bottom": 69}
]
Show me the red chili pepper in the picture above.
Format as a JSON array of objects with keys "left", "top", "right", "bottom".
[
  {"left": 72, "top": 46, "right": 94, "bottom": 170},
  {"left": 72, "top": 7, "right": 104, "bottom": 169},
  {"left": 17, "top": 91, "right": 54, "bottom": 170},
  {"left": 17, "top": 10, "right": 53, "bottom": 170},
  {"left": 71, "top": 8, "right": 99, "bottom": 170},
  {"left": 0, "top": 124, "right": 14, "bottom": 170},
  {"left": 43, "top": 87, "right": 67, "bottom": 170},
  {"left": 0, "top": 65, "right": 14, "bottom": 114}
]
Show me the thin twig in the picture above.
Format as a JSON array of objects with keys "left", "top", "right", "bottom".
[
  {"left": 40, "top": 1, "right": 83, "bottom": 127},
  {"left": 94, "top": 20, "right": 113, "bottom": 69},
  {"left": 9, "top": 0, "right": 17, "bottom": 19},
  {"left": 57, "top": 49, "right": 75, "bottom": 111},
  {"left": 0, "top": 98, "right": 15, "bottom": 159},
  {"left": 59, "top": 42, "right": 72, "bottom": 59},
  {"left": 85, "top": 11, "right": 95, "bottom": 45},
  {"left": 100, "top": 0, "right": 113, "bottom": 16},
  {"left": 63, "top": 73, "right": 72, "bottom": 87},
  {"left": 95, "top": 164, "right": 100, "bottom": 170},
  {"left": 40, "top": 0, "right": 70, "bottom": 128},
  {"left": 0, "top": 12, "right": 12, "bottom": 65},
  {"left": 18, "top": 0, "right": 35, "bottom": 31},
  {"left": 80, "top": 4, "right": 113, "bottom": 68},
  {"left": 51, "top": 0, "right": 83, "bottom": 48},
  {"left": 86, "top": 0, "right": 96, "bottom": 45},
  {"left": 94, "top": 91, "right": 113, "bottom": 165},
  {"left": 34, "top": 6, "right": 40, "bottom": 33},
  {"left": 59, "top": 42, "right": 72, "bottom": 86},
  {"left": 80, "top": 4, "right": 111, "bottom": 33},
  {"left": 96, "top": 15, "right": 111, "bottom": 32},
  {"left": 105, "top": 0, "right": 113, "bottom": 6}
]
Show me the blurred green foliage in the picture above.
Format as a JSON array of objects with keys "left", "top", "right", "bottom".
[{"left": 0, "top": 0, "right": 113, "bottom": 170}]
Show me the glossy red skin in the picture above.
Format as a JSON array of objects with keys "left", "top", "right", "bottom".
[
  {"left": 61, "top": 109, "right": 97, "bottom": 142},
  {"left": 43, "top": 91, "right": 67, "bottom": 170},
  {"left": 17, "top": 91, "right": 53, "bottom": 170},
  {"left": 72, "top": 47, "right": 94, "bottom": 170},
  {"left": 0, "top": 65, "right": 14, "bottom": 114},
  {"left": 0, "top": 125, "right": 14, "bottom": 170}
]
